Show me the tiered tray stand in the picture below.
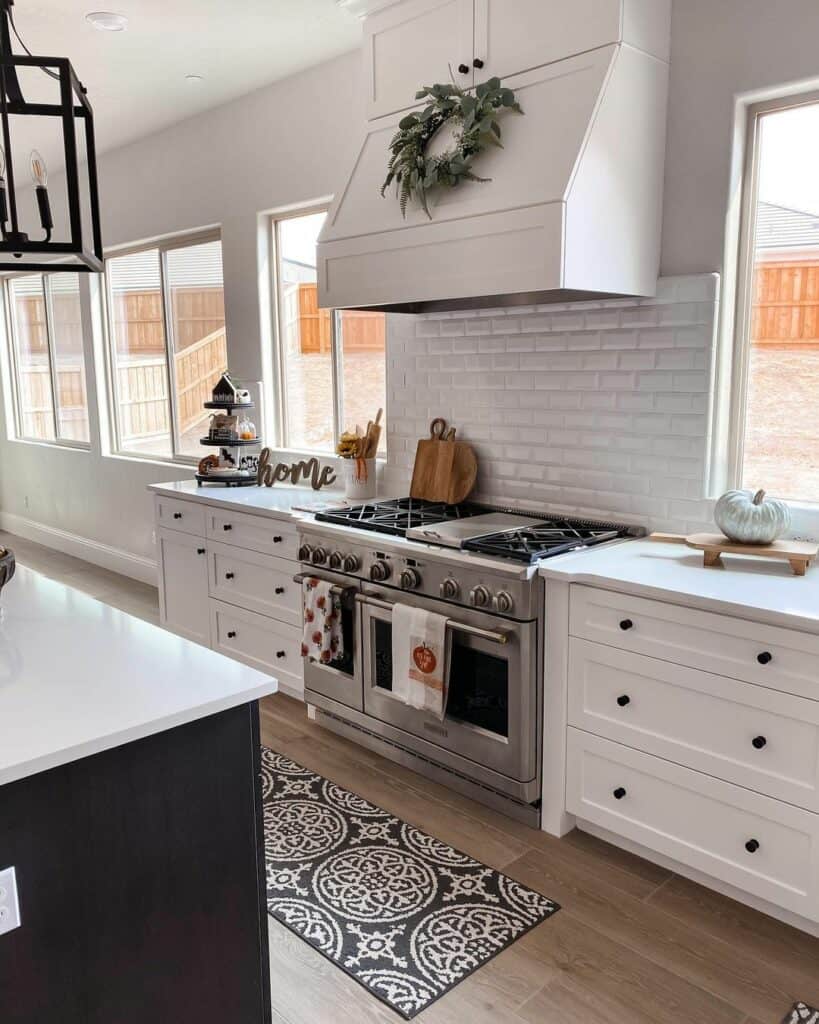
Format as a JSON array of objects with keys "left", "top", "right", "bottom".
[{"left": 196, "top": 400, "right": 261, "bottom": 488}]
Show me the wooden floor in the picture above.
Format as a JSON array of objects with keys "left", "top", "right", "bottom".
[{"left": 6, "top": 531, "right": 818, "bottom": 1024}]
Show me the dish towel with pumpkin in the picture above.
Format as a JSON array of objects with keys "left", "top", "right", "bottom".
[
  {"left": 301, "top": 577, "right": 344, "bottom": 665},
  {"left": 391, "top": 604, "right": 449, "bottom": 718}
]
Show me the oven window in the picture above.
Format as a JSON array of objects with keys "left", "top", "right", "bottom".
[
  {"left": 321, "top": 590, "right": 356, "bottom": 677},
  {"left": 373, "top": 619, "right": 509, "bottom": 738}
]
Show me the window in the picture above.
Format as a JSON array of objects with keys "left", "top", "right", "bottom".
[
  {"left": 272, "top": 208, "right": 386, "bottom": 454},
  {"left": 6, "top": 273, "right": 89, "bottom": 446},
  {"left": 732, "top": 92, "right": 819, "bottom": 503},
  {"left": 105, "top": 234, "right": 227, "bottom": 460}
]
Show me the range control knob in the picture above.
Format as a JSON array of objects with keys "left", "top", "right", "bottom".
[
  {"left": 400, "top": 568, "right": 421, "bottom": 590},
  {"left": 328, "top": 551, "right": 343, "bottom": 570},
  {"left": 440, "top": 577, "right": 460, "bottom": 600},
  {"left": 311, "top": 547, "right": 328, "bottom": 565},
  {"left": 297, "top": 544, "right": 313, "bottom": 562},
  {"left": 469, "top": 584, "right": 492, "bottom": 608},
  {"left": 343, "top": 553, "right": 361, "bottom": 573},
  {"left": 495, "top": 591, "right": 514, "bottom": 614},
  {"left": 370, "top": 560, "right": 391, "bottom": 582}
]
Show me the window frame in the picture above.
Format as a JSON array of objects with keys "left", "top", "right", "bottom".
[
  {"left": 727, "top": 87, "right": 819, "bottom": 500},
  {"left": 102, "top": 227, "right": 223, "bottom": 466},
  {"left": 3, "top": 270, "right": 91, "bottom": 450}
]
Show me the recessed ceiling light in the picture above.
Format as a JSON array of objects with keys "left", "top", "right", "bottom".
[
  {"left": 185, "top": 74, "right": 204, "bottom": 84},
  {"left": 85, "top": 11, "right": 128, "bottom": 32}
]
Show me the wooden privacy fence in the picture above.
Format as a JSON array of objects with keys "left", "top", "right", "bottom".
[
  {"left": 19, "top": 362, "right": 88, "bottom": 441},
  {"left": 109, "top": 286, "right": 225, "bottom": 355},
  {"left": 752, "top": 258, "right": 819, "bottom": 346},
  {"left": 114, "top": 326, "right": 227, "bottom": 442},
  {"left": 282, "top": 282, "right": 385, "bottom": 354}
]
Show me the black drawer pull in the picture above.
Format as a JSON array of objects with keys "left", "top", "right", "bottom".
[
  {"left": 223, "top": 523, "right": 233, "bottom": 531},
  {"left": 745, "top": 838, "right": 760, "bottom": 854},
  {"left": 757, "top": 651, "right": 772, "bottom": 665},
  {"left": 276, "top": 650, "right": 286, "bottom": 659},
  {"left": 613, "top": 787, "right": 627, "bottom": 800},
  {"left": 196, "top": 548, "right": 205, "bottom": 555},
  {"left": 473, "top": 57, "right": 484, "bottom": 69},
  {"left": 273, "top": 536, "right": 283, "bottom": 543},
  {"left": 275, "top": 587, "right": 285, "bottom": 595},
  {"left": 173, "top": 512, "right": 182, "bottom": 519},
  {"left": 619, "top": 619, "right": 633, "bottom": 631},
  {"left": 457, "top": 62, "right": 469, "bottom": 74},
  {"left": 225, "top": 572, "right": 234, "bottom": 580},
  {"left": 752, "top": 735, "right": 767, "bottom": 750},
  {"left": 227, "top": 630, "right": 236, "bottom": 639},
  {"left": 617, "top": 695, "right": 631, "bottom": 707}
]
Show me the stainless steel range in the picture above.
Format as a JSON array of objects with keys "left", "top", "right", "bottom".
[{"left": 295, "top": 498, "right": 641, "bottom": 827}]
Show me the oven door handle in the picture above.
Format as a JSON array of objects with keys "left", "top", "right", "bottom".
[
  {"left": 293, "top": 572, "right": 349, "bottom": 597},
  {"left": 355, "top": 593, "right": 509, "bottom": 646}
]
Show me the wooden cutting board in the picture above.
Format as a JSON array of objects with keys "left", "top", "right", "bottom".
[
  {"left": 650, "top": 531, "right": 819, "bottom": 576},
  {"left": 410, "top": 418, "right": 478, "bottom": 504}
]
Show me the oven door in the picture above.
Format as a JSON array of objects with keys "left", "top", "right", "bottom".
[
  {"left": 295, "top": 570, "right": 363, "bottom": 710},
  {"left": 359, "top": 585, "right": 538, "bottom": 783}
]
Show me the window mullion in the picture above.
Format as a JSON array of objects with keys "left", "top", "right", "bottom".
[
  {"left": 42, "top": 276, "right": 61, "bottom": 441},
  {"left": 158, "top": 249, "right": 181, "bottom": 458}
]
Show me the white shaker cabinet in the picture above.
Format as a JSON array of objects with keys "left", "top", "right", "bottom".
[
  {"left": 156, "top": 528, "right": 210, "bottom": 646},
  {"left": 364, "top": 0, "right": 473, "bottom": 120}
]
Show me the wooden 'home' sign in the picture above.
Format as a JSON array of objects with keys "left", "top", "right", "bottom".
[{"left": 256, "top": 447, "right": 337, "bottom": 491}]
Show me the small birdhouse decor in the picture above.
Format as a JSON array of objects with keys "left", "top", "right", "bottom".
[{"left": 211, "top": 372, "right": 241, "bottom": 406}]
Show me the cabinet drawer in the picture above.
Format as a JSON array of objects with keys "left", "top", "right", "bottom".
[
  {"left": 210, "top": 601, "right": 303, "bottom": 695},
  {"left": 155, "top": 496, "right": 206, "bottom": 537},
  {"left": 569, "top": 585, "right": 819, "bottom": 699},
  {"left": 205, "top": 508, "right": 298, "bottom": 560},
  {"left": 208, "top": 542, "right": 300, "bottom": 625},
  {"left": 566, "top": 729, "right": 819, "bottom": 920},
  {"left": 568, "top": 638, "right": 819, "bottom": 810}
]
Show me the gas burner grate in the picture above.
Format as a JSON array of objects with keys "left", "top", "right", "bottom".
[
  {"left": 315, "top": 497, "right": 486, "bottom": 537},
  {"left": 463, "top": 520, "right": 624, "bottom": 564}
]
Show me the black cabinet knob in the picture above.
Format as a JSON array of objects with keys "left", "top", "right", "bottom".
[
  {"left": 227, "top": 630, "right": 236, "bottom": 639},
  {"left": 173, "top": 512, "right": 182, "bottom": 519},
  {"left": 275, "top": 587, "right": 285, "bottom": 595},
  {"left": 619, "top": 619, "right": 633, "bottom": 631},
  {"left": 196, "top": 548, "right": 205, "bottom": 555},
  {"left": 457, "top": 63, "right": 469, "bottom": 74},
  {"left": 752, "top": 735, "right": 767, "bottom": 749},
  {"left": 223, "top": 524, "right": 233, "bottom": 531},
  {"left": 276, "top": 650, "right": 286, "bottom": 659},
  {"left": 613, "top": 787, "right": 627, "bottom": 800},
  {"left": 757, "top": 651, "right": 772, "bottom": 665},
  {"left": 473, "top": 57, "right": 484, "bottom": 69},
  {"left": 617, "top": 695, "right": 631, "bottom": 707},
  {"left": 745, "top": 838, "right": 760, "bottom": 854},
  {"left": 274, "top": 536, "right": 283, "bottom": 543},
  {"left": 225, "top": 572, "right": 234, "bottom": 580}
]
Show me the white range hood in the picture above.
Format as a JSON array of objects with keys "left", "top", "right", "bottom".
[{"left": 319, "top": 0, "right": 671, "bottom": 313}]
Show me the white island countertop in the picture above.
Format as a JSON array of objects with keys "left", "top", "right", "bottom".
[
  {"left": 0, "top": 567, "right": 278, "bottom": 787},
  {"left": 541, "top": 537, "right": 819, "bottom": 635},
  {"left": 149, "top": 478, "right": 353, "bottom": 521}
]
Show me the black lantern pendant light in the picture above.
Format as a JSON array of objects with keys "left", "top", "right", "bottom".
[{"left": 0, "top": 0, "right": 102, "bottom": 271}]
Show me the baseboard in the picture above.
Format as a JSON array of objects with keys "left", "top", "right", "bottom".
[{"left": 0, "top": 512, "right": 158, "bottom": 587}]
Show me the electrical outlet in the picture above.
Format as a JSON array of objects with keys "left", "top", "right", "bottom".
[{"left": 0, "top": 867, "right": 21, "bottom": 936}]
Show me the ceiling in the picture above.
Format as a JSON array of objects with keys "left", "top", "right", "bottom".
[{"left": 9, "top": 0, "right": 361, "bottom": 163}]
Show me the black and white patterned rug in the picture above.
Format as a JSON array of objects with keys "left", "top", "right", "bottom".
[
  {"left": 261, "top": 748, "right": 559, "bottom": 1019},
  {"left": 786, "top": 1004, "right": 819, "bottom": 1023}
]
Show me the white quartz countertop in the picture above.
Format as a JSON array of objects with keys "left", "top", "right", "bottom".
[
  {"left": 0, "top": 567, "right": 278, "bottom": 787},
  {"left": 540, "top": 538, "right": 819, "bottom": 634},
  {"left": 149, "top": 478, "right": 353, "bottom": 521}
]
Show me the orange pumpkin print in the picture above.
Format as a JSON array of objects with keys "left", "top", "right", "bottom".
[{"left": 412, "top": 643, "right": 437, "bottom": 675}]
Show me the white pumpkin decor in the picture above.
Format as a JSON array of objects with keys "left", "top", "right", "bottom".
[{"left": 714, "top": 488, "right": 791, "bottom": 545}]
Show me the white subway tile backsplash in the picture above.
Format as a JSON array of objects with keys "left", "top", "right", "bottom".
[{"left": 385, "top": 275, "right": 719, "bottom": 533}]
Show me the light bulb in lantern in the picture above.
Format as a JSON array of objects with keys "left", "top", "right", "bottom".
[
  {"left": 30, "top": 150, "right": 48, "bottom": 188},
  {"left": 0, "top": 145, "right": 7, "bottom": 232},
  {"left": 0, "top": 145, "right": 6, "bottom": 182}
]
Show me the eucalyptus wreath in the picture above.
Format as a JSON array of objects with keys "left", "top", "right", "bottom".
[{"left": 380, "top": 76, "right": 523, "bottom": 218}]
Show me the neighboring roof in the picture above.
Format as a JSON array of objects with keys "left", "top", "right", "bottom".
[{"left": 756, "top": 201, "right": 819, "bottom": 251}]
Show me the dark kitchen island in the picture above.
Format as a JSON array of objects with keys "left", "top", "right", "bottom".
[{"left": 0, "top": 567, "right": 276, "bottom": 1024}]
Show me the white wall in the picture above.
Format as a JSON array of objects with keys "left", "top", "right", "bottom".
[
  {"left": 0, "top": 50, "right": 363, "bottom": 572},
  {"left": 4, "top": 1, "right": 819, "bottom": 572},
  {"left": 661, "top": 0, "right": 819, "bottom": 276}
]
